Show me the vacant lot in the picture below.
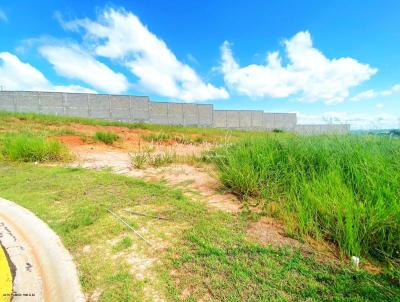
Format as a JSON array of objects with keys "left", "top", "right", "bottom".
[{"left": 0, "top": 111, "right": 399, "bottom": 301}]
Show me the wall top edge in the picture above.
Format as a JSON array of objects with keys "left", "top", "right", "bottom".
[
  {"left": 296, "top": 124, "right": 350, "bottom": 127},
  {"left": 0, "top": 90, "right": 149, "bottom": 98}
]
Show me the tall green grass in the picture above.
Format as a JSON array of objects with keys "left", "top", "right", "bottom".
[
  {"left": 94, "top": 131, "right": 119, "bottom": 145},
  {"left": 214, "top": 134, "right": 400, "bottom": 263},
  {"left": 1, "top": 133, "right": 67, "bottom": 162}
]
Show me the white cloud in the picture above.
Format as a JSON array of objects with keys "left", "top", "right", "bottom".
[
  {"left": 221, "top": 31, "right": 377, "bottom": 104},
  {"left": 298, "top": 111, "right": 400, "bottom": 129},
  {"left": 0, "top": 9, "right": 7, "bottom": 22},
  {"left": 39, "top": 44, "right": 129, "bottom": 94},
  {"left": 62, "top": 8, "right": 228, "bottom": 101},
  {"left": 376, "top": 103, "right": 384, "bottom": 108},
  {"left": 351, "top": 83, "right": 400, "bottom": 101},
  {"left": 0, "top": 52, "right": 95, "bottom": 93}
]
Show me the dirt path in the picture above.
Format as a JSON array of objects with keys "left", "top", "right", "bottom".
[{"left": 71, "top": 147, "right": 241, "bottom": 213}]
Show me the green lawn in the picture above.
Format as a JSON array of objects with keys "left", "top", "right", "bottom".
[{"left": 0, "top": 163, "right": 398, "bottom": 301}]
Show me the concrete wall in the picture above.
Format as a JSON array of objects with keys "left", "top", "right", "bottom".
[
  {"left": 295, "top": 124, "right": 350, "bottom": 135},
  {"left": 0, "top": 91, "right": 349, "bottom": 134}
]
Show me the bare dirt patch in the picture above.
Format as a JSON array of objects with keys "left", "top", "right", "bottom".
[
  {"left": 247, "top": 217, "right": 305, "bottom": 249},
  {"left": 70, "top": 146, "right": 241, "bottom": 213},
  {"left": 54, "top": 135, "right": 85, "bottom": 146}
]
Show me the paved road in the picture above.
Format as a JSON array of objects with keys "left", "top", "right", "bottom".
[{"left": 0, "top": 198, "right": 84, "bottom": 302}]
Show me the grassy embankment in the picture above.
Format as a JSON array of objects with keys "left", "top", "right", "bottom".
[
  {"left": 0, "top": 163, "right": 398, "bottom": 301},
  {"left": 214, "top": 135, "right": 400, "bottom": 274},
  {"left": 0, "top": 111, "right": 399, "bottom": 300}
]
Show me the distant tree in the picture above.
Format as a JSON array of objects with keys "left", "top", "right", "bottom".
[{"left": 389, "top": 129, "right": 400, "bottom": 136}]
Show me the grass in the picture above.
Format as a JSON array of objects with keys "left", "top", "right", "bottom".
[
  {"left": 112, "top": 237, "right": 133, "bottom": 253},
  {"left": 141, "top": 132, "right": 172, "bottom": 142},
  {"left": 214, "top": 134, "right": 400, "bottom": 267},
  {"left": 1, "top": 132, "right": 68, "bottom": 162},
  {"left": 141, "top": 132, "right": 207, "bottom": 145},
  {"left": 0, "top": 111, "right": 273, "bottom": 144},
  {"left": 130, "top": 151, "right": 177, "bottom": 168},
  {"left": 0, "top": 162, "right": 398, "bottom": 301},
  {"left": 0, "top": 163, "right": 195, "bottom": 301},
  {"left": 94, "top": 131, "right": 119, "bottom": 145}
]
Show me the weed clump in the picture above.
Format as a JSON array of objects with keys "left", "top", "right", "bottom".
[
  {"left": 94, "top": 131, "right": 119, "bottom": 145},
  {"left": 131, "top": 151, "right": 177, "bottom": 168},
  {"left": 215, "top": 134, "right": 400, "bottom": 264},
  {"left": 1, "top": 133, "right": 67, "bottom": 162},
  {"left": 141, "top": 132, "right": 171, "bottom": 142}
]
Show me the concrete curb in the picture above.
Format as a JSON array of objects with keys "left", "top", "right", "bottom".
[{"left": 0, "top": 197, "right": 84, "bottom": 302}]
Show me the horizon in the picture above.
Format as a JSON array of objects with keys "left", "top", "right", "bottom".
[{"left": 1, "top": 1, "right": 399, "bottom": 130}]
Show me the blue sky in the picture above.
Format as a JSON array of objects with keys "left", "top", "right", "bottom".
[{"left": 0, "top": 1, "right": 399, "bottom": 129}]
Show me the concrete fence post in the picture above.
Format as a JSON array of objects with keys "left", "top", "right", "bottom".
[
  {"left": 12, "top": 91, "right": 16, "bottom": 112},
  {"left": 108, "top": 94, "right": 111, "bottom": 118},
  {"left": 62, "top": 93, "right": 67, "bottom": 116},
  {"left": 87, "top": 94, "right": 90, "bottom": 117},
  {"left": 129, "top": 96, "right": 133, "bottom": 122},
  {"left": 38, "top": 92, "right": 42, "bottom": 113},
  {"left": 197, "top": 104, "right": 200, "bottom": 127}
]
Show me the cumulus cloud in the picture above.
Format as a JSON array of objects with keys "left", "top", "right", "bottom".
[
  {"left": 298, "top": 111, "right": 400, "bottom": 129},
  {"left": 39, "top": 44, "right": 129, "bottom": 94},
  {"left": 0, "top": 52, "right": 95, "bottom": 93},
  {"left": 350, "top": 83, "right": 400, "bottom": 101},
  {"left": 62, "top": 8, "right": 228, "bottom": 101},
  {"left": 221, "top": 31, "right": 377, "bottom": 104}
]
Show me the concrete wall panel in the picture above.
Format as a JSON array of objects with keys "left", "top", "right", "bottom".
[
  {"left": 88, "top": 94, "right": 110, "bottom": 119},
  {"left": 226, "top": 110, "right": 240, "bottom": 128},
  {"left": 89, "top": 94, "right": 109, "bottom": 110},
  {"left": 110, "top": 96, "right": 131, "bottom": 120},
  {"left": 15, "top": 92, "right": 40, "bottom": 111},
  {"left": 251, "top": 111, "right": 264, "bottom": 128},
  {"left": 198, "top": 104, "right": 213, "bottom": 126},
  {"left": 111, "top": 109, "right": 131, "bottom": 120},
  {"left": 263, "top": 113, "right": 275, "bottom": 130},
  {"left": 66, "top": 107, "right": 90, "bottom": 117},
  {"left": 90, "top": 110, "right": 111, "bottom": 119},
  {"left": 149, "top": 102, "right": 168, "bottom": 124},
  {"left": 41, "top": 106, "right": 65, "bottom": 115},
  {"left": 295, "top": 124, "right": 350, "bottom": 135},
  {"left": 0, "top": 92, "right": 15, "bottom": 111},
  {"left": 39, "top": 92, "right": 63, "bottom": 107},
  {"left": 239, "top": 111, "right": 252, "bottom": 128},
  {"left": 213, "top": 110, "right": 227, "bottom": 128},
  {"left": 110, "top": 95, "right": 130, "bottom": 108},
  {"left": 65, "top": 93, "right": 88, "bottom": 108},
  {"left": 131, "top": 96, "right": 149, "bottom": 122},
  {"left": 167, "top": 102, "right": 183, "bottom": 125},
  {"left": 183, "top": 103, "right": 198, "bottom": 126}
]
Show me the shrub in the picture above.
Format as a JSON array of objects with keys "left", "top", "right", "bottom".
[
  {"left": 141, "top": 132, "right": 172, "bottom": 142},
  {"left": 130, "top": 151, "right": 177, "bottom": 168},
  {"left": 151, "top": 152, "right": 176, "bottom": 167},
  {"left": 131, "top": 152, "right": 149, "bottom": 168},
  {"left": 94, "top": 131, "right": 119, "bottom": 145},
  {"left": 215, "top": 134, "right": 400, "bottom": 263},
  {"left": 2, "top": 133, "right": 67, "bottom": 162}
]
